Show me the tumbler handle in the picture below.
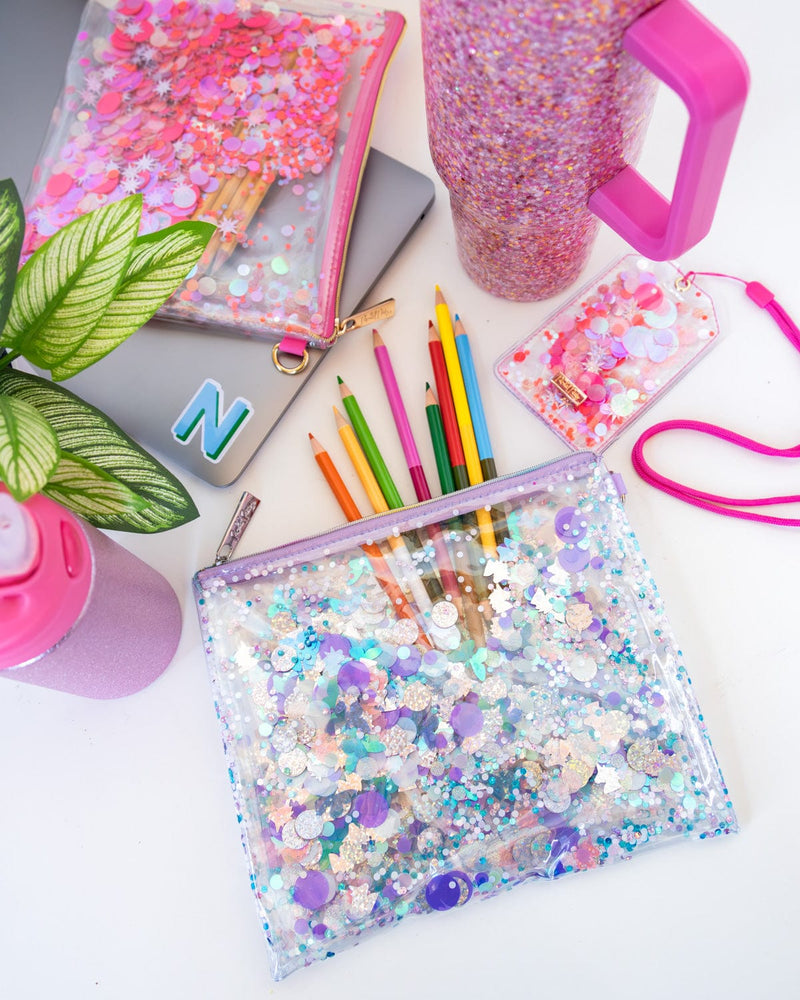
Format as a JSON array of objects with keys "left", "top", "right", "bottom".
[{"left": 588, "top": 0, "right": 749, "bottom": 260}]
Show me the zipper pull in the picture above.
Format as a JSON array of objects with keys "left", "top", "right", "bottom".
[
  {"left": 610, "top": 472, "right": 627, "bottom": 503},
  {"left": 214, "top": 491, "right": 260, "bottom": 565},
  {"left": 335, "top": 298, "right": 396, "bottom": 338}
]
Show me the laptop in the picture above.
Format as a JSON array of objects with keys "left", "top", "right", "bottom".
[{"left": 64, "top": 150, "right": 435, "bottom": 486}]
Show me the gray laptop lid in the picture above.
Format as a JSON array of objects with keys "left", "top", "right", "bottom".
[{"left": 64, "top": 150, "right": 434, "bottom": 486}]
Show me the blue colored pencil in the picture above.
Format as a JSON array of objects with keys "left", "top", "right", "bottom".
[{"left": 454, "top": 315, "right": 497, "bottom": 481}]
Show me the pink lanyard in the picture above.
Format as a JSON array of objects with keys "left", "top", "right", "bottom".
[{"left": 631, "top": 273, "right": 800, "bottom": 527}]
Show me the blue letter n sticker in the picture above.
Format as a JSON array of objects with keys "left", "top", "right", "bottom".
[{"left": 171, "top": 378, "right": 253, "bottom": 463}]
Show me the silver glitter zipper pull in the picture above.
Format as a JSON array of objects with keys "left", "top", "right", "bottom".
[{"left": 214, "top": 491, "right": 260, "bottom": 565}]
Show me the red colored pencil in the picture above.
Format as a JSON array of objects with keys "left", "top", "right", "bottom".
[{"left": 428, "top": 320, "right": 469, "bottom": 491}]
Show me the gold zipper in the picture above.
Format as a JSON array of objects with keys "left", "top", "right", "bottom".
[
  {"left": 329, "top": 17, "right": 406, "bottom": 339},
  {"left": 272, "top": 20, "right": 405, "bottom": 376},
  {"left": 334, "top": 298, "right": 396, "bottom": 338}
]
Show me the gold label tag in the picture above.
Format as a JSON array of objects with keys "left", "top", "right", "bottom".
[
  {"left": 550, "top": 371, "right": 587, "bottom": 407},
  {"left": 337, "top": 298, "right": 396, "bottom": 336}
]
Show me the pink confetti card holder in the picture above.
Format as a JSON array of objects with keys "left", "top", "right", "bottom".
[
  {"left": 495, "top": 255, "right": 720, "bottom": 452},
  {"left": 21, "top": 0, "right": 404, "bottom": 357}
]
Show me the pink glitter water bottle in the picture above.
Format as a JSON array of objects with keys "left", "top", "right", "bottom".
[
  {"left": 0, "top": 487, "right": 181, "bottom": 699},
  {"left": 420, "top": 0, "right": 749, "bottom": 301}
]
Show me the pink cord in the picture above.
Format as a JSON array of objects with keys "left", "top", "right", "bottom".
[{"left": 632, "top": 274, "right": 800, "bottom": 526}]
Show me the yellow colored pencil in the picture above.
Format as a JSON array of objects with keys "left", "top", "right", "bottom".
[
  {"left": 434, "top": 287, "right": 497, "bottom": 562},
  {"left": 434, "top": 286, "right": 483, "bottom": 485},
  {"left": 334, "top": 406, "right": 434, "bottom": 619},
  {"left": 334, "top": 405, "right": 388, "bottom": 514}
]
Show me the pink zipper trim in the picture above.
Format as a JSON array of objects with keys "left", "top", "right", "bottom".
[{"left": 311, "top": 9, "right": 406, "bottom": 352}]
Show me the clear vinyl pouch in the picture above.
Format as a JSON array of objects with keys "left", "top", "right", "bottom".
[
  {"left": 495, "top": 256, "right": 720, "bottom": 451},
  {"left": 21, "top": 0, "right": 404, "bottom": 351},
  {"left": 193, "top": 451, "right": 736, "bottom": 980}
]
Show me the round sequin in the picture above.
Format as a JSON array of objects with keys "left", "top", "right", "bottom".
[
  {"left": 294, "top": 811, "right": 325, "bottom": 841},
  {"left": 450, "top": 701, "right": 483, "bottom": 737},
  {"left": 431, "top": 599, "right": 459, "bottom": 628},
  {"left": 280, "top": 820, "right": 305, "bottom": 850},
  {"left": 390, "top": 619, "right": 419, "bottom": 645},
  {"left": 277, "top": 747, "right": 307, "bottom": 777},
  {"left": 352, "top": 791, "right": 389, "bottom": 829},
  {"left": 403, "top": 681, "right": 432, "bottom": 711},
  {"left": 293, "top": 870, "right": 334, "bottom": 911}
]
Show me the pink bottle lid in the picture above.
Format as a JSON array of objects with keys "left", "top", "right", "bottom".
[{"left": 0, "top": 488, "right": 93, "bottom": 670}]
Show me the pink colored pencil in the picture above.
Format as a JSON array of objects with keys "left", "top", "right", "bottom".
[
  {"left": 370, "top": 329, "right": 463, "bottom": 608},
  {"left": 372, "top": 329, "right": 431, "bottom": 502}
]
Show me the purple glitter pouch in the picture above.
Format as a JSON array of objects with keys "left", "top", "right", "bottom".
[
  {"left": 495, "top": 256, "right": 720, "bottom": 451},
  {"left": 21, "top": 0, "right": 404, "bottom": 358},
  {"left": 193, "top": 451, "right": 736, "bottom": 980}
]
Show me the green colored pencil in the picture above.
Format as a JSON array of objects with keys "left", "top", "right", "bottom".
[
  {"left": 337, "top": 376, "right": 405, "bottom": 509},
  {"left": 424, "top": 383, "right": 455, "bottom": 495}
]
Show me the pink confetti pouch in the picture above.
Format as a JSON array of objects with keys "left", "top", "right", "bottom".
[
  {"left": 193, "top": 451, "right": 736, "bottom": 980},
  {"left": 22, "top": 0, "right": 404, "bottom": 364},
  {"left": 495, "top": 255, "right": 720, "bottom": 451}
]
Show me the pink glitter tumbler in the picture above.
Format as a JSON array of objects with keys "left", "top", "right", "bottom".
[
  {"left": 420, "top": 0, "right": 749, "bottom": 300},
  {"left": 0, "top": 488, "right": 181, "bottom": 699}
]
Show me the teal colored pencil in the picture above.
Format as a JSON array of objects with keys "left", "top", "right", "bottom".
[{"left": 337, "top": 376, "right": 404, "bottom": 509}]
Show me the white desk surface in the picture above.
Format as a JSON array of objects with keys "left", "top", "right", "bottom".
[{"left": 1, "top": 1, "right": 797, "bottom": 996}]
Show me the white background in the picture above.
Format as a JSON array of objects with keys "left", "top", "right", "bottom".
[{"left": 1, "top": 1, "right": 798, "bottom": 997}]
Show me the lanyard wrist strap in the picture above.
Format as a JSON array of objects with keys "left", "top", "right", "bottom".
[{"left": 631, "top": 273, "right": 800, "bottom": 527}]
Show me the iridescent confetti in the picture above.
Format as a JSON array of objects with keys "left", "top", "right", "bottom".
[
  {"left": 194, "top": 454, "right": 736, "bottom": 980},
  {"left": 496, "top": 256, "right": 719, "bottom": 451},
  {"left": 22, "top": 0, "right": 391, "bottom": 345}
]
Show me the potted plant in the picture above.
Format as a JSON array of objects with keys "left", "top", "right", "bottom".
[{"left": 0, "top": 178, "right": 213, "bottom": 531}]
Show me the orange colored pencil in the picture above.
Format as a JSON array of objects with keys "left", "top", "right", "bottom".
[
  {"left": 309, "top": 432, "right": 361, "bottom": 522},
  {"left": 308, "top": 433, "right": 431, "bottom": 647}
]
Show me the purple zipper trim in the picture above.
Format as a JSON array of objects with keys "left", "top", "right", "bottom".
[
  {"left": 311, "top": 10, "right": 406, "bottom": 351},
  {"left": 196, "top": 451, "right": 612, "bottom": 586}
]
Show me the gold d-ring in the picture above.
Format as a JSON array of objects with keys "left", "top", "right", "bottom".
[{"left": 272, "top": 344, "right": 309, "bottom": 375}]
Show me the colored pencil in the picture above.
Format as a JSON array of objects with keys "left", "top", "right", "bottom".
[
  {"left": 427, "top": 321, "right": 469, "bottom": 492},
  {"left": 454, "top": 314, "right": 509, "bottom": 545},
  {"left": 434, "top": 288, "right": 497, "bottom": 563},
  {"left": 309, "top": 431, "right": 362, "bottom": 522},
  {"left": 453, "top": 315, "right": 497, "bottom": 481},
  {"left": 370, "top": 331, "right": 463, "bottom": 611},
  {"left": 434, "top": 286, "right": 482, "bottom": 485},
  {"left": 309, "top": 433, "right": 430, "bottom": 645},
  {"left": 332, "top": 408, "right": 437, "bottom": 615},
  {"left": 423, "top": 379, "right": 485, "bottom": 640},
  {"left": 335, "top": 406, "right": 456, "bottom": 610},
  {"left": 337, "top": 377, "right": 405, "bottom": 509},
  {"left": 424, "top": 383, "right": 455, "bottom": 495},
  {"left": 334, "top": 405, "right": 386, "bottom": 515},
  {"left": 372, "top": 329, "right": 431, "bottom": 502}
]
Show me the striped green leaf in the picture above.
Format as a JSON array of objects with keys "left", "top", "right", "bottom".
[
  {"left": 42, "top": 451, "right": 149, "bottom": 523},
  {"left": 1, "top": 195, "right": 142, "bottom": 367},
  {"left": 0, "top": 368, "right": 197, "bottom": 532},
  {"left": 0, "top": 179, "right": 24, "bottom": 334},
  {"left": 0, "top": 393, "right": 60, "bottom": 501},
  {"left": 51, "top": 220, "right": 214, "bottom": 380}
]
